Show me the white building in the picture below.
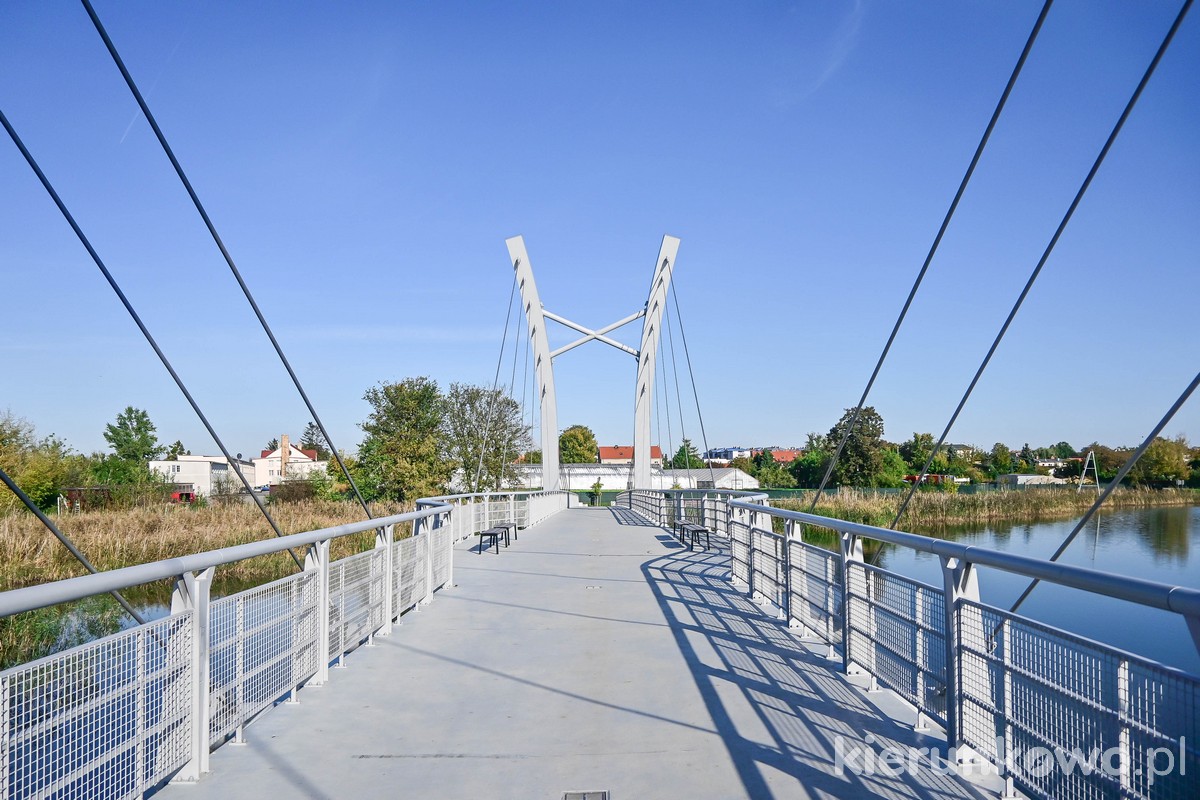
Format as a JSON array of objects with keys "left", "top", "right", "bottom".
[
  {"left": 150, "top": 455, "right": 255, "bottom": 498},
  {"left": 253, "top": 444, "right": 328, "bottom": 488},
  {"left": 496, "top": 464, "right": 758, "bottom": 492}
]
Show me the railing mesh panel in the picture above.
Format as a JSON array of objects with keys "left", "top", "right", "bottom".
[
  {"left": 750, "top": 527, "right": 785, "bottom": 609},
  {"left": 846, "top": 563, "right": 947, "bottom": 725},
  {"left": 397, "top": 536, "right": 427, "bottom": 613},
  {"left": 730, "top": 517, "right": 750, "bottom": 584},
  {"left": 787, "top": 538, "right": 844, "bottom": 648},
  {"left": 327, "top": 549, "right": 386, "bottom": 660},
  {"left": 431, "top": 525, "right": 451, "bottom": 589},
  {"left": 2, "top": 613, "right": 192, "bottom": 800},
  {"left": 208, "top": 571, "right": 319, "bottom": 745},
  {"left": 958, "top": 600, "right": 1199, "bottom": 800}
]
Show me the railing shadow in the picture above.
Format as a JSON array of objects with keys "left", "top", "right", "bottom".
[
  {"left": 608, "top": 505, "right": 661, "bottom": 527},
  {"left": 642, "top": 545, "right": 991, "bottom": 800}
]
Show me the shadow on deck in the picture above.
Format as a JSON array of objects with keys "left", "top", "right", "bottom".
[{"left": 162, "top": 507, "right": 994, "bottom": 800}]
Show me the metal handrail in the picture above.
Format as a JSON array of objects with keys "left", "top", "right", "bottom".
[
  {"left": 725, "top": 498, "right": 1200, "bottom": 618},
  {"left": 0, "top": 505, "right": 449, "bottom": 617}
]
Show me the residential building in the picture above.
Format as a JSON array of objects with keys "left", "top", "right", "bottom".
[
  {"left": 597, "top": 446, "right": 664, "bottom": 466},
  {"left": 254, "top": 440, "right": 328, "bottom": 488},
  {"left": 150, "top": 454, "right": 255, "bottom": 498}
]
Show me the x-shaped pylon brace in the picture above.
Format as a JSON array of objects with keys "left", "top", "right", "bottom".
[{"left": 545, "top": 308, "right": 645, "bottom": 359}]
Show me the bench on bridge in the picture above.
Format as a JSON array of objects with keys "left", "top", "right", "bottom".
[
  {"left": 477, "top": 522, "right": 519, "bottom": 554},
  {"left": 679, "top": 521, "right": 712, "bottom": 551}
]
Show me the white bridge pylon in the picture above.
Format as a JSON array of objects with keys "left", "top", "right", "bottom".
[{"left": 505, "top": 235, "right": 680, "bottom": 491}]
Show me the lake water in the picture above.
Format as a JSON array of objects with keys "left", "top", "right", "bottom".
[{"left": 873, "top": 505, "right": 1200, "bottom": 674}]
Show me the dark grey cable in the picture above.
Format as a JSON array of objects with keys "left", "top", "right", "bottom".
[
  {"left": 0, "top": 108, "right": 302, "bottom": 570},
  {"left": 80, "top": 0, "right": 371, "bottom": 518},
  {"left": 0, "top": 466, "right": 146, "bottom": 625},
  {"left": 474, "top": 275, "right": 517, "bottom": 489},
  {"left": 887, "top": 0, "right": 1193, "bottom": 541},
  {"left": 810, "top": 0, "right": 1056, "bottom": 510},
  {"left": 669, "top": 282, "right": 716, "bottom": 488}
]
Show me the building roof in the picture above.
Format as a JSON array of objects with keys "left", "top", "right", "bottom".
[
  {"left": 751, "top": 448, "right": 801, "bottom": 463},
  {"left": 259, "top": 446, "right": 320, "bottom": 461},
  {"left": 597, "top": 446, "right": 664, "bottom": 461}
]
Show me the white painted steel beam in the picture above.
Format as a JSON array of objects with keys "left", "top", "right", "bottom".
[
  {"left": 545, "top": 309, "right": 643, "bottom": 359},
  {"left": 633, "top": 236, "right": 680, "bottom": 489},
  {"left": 506, "top": 236, "right": 559, "bottom": 491}
]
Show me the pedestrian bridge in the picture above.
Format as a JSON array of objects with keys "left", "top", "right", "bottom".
[{"left": 1, "top": 491, "right": 1197, "bottom": 799}]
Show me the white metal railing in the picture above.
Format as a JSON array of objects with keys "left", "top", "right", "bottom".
[
  {"left": 0, "top": 490, "right": 568, "bottom": 799},
  {"left": 622, "top": 489, "right": 1200, "bottom": 800}
]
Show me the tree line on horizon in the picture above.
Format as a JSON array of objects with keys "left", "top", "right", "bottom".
[
  {"left": 3, "top": 396, "right": 1197, "bottom": 514},
  {"left": 724, "top": 407, "right": 1199, "bottom": 491}
]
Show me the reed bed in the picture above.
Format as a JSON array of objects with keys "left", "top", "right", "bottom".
[
  {"left": 771, "top": 487, "right": 1198, "bottom": 533},
  {"left": 0, "top": 499, "right": 410, "bottom": 592}
]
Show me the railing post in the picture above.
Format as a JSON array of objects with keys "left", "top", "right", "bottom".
[
  {"left": 939, "top": 554, "right": 980, "bottom": 767},
  {"left": 508, "top": 493, "right": 516, "bottom": 526},
  {"left": 376, "top": 523, "right": 394, "bottom": 634},
  {"left": 422, "top": 515, "right": 434, "bottom": 605},
  {"left": 440, "top": 510, "right": 453, "bottom": 589},
  {"left": 170, "top": 567, "right": 214, "bottom": 782},
  {"left": 748, "top": 508, "right": 759, "bottom": 602},
  {"left": 306, "top": 540, "right": 330, "bottom": 686},
  {"left": 785, "top": 520, "right": 804, "bottom": 633},
  {"left": 840, "top": 531, "right": 863, "bottom": 676}
]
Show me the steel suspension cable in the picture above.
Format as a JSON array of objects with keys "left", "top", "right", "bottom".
[
  {"left": 79, "top": 0, "right": 371, "bottom": 518},
  {"left": 0, "top": 466, "right": 146, "bottom": 625},
  {"left": 884, "top": 0, "right": 1193, "bottom": 546},
  {"left": 496, "top": 300, "right": 523, "bottom": 489},
  {"left": 474, "top": 274, "right": 518, "bottom": 490},
  {"left": 663, "top": 297, "right": 692, "bottom": 477},
  {"left": 809, "top": 0, "right": 1056, "bottom": 511},
  {"left": 656, "top": 341, "right": 676, "bottom": 480},
  {"left": 669, "top": 283, "right": 716, "bottom": 488},
  {"left": 1008, "top": 370, "right": 1199, "bottom": 615},
  {"left": 0, "top": 109, "right": 303, "bottom": 570}
]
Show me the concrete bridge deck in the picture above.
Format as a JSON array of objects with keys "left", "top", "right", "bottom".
[{"left": 167, "top": 507, "right": 995, "bottom": 799}]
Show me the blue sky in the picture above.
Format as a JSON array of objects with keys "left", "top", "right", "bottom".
[{"left": 1, "top": 0, "right": 1196, "bottom": 461}]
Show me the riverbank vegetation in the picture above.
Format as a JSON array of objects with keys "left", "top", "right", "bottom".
[{"left": 771, "top": 486, "right": 1199, "bottom": 532}]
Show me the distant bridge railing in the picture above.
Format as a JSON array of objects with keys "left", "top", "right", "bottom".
[
  {"left": 622, "top": 489, "right": 1200, "bottom": 800},
  {"left": 0, "top": 490, "right": 568, "bottom": 800}
]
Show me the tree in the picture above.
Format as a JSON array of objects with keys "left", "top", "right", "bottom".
[
  {"left": 522, "top": 449, "right": 542, "bottom": 465},
  {"left": 754, "top": 450, "right": 796, "bottom": 488},
  {"left": 986, "top": 443, "right": 1013, "bottom": 476},
  {"left": 104, "top": 407, "right": 162, "bottom": 464},
  {"left": 1, "top": 412, "right": 90, "bottom": 512},
  {"left": 1127, "top": 436, "right": 1191, "bottom": 487},
  {"left": 1052, "top": 441, "right": 1076, "bottom": 459},
  {"left": 443, "top": 383, "right": 532, "bottom": 492},
  {"left": 355, "top": 377, "right": 454, "bottom": 503},
  {"left": 559, "top": 425, "right": 598, "bottom": 464},
  {"left": 1078, "top": 442, "right": 1128, "bottom": 482},
  {"left": 899, "top": 432, "right": 935, "bottom": 472},
  {"left": 299, "top": 423, "right": 331, "bottom": 460},
  {"left": 826, "top": 406, "right": 889, "bottom": 487},
  {"left": 165, "top": 440, "right": 188, "bottom": 460},
  {"left": 669, "top": 438, "right": 704, "bottom": 469},
  {"left": 790, "top": 433, "right": 830, "bottom": 488},
  {"left": 265, "top": 438, "right": 279, "bottom": 452},
  {"left": 877, "top": 448, "right": 910, "bottom": 488},
  {"left": 1018, "top": 443, "right": 1036, "bottom": 472}
]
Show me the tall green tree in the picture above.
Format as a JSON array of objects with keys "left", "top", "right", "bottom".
[
  {"left": 899, "top": 432, "right": 934, "bottom": 472},
  {"left": 299, "top": 422, "right": 331, "bottom": 460},
  {"left": 356, "top": 377, "right": 453, "bottom": 503},
  {"left": 826, "top": 406, "right": 889, "bottom": 487},
  {"left": 754, "top": 450, "right": 796, "bottom": 488},
  {"left": 986, "top": 443, "right": 1013, "bottom": 476},
  {"left": 1127, "top": 436, "right": 1191, "bottom": 487},
  {"left": 104, "top": 407, "right": 162, "bottom": 464},
  {"left": 669, "top": 438, "right": 704, "bottom": 469},
  {"left": 0, "top": 412, "right": 90, "bottom": 512},
  {"left": 559, "top": 425, "right": 598, "bottom": 464},
  {"left": 443, "top": 383, "right": 532, "bottom": 492},
  {"left": 790, "top": 433, "right": 830, "bottom": 488},
  {"left": 165, "top": 440, "right": 188, "bottom": 460},
  {"left": 1018, "top": 443, "right": 1036, "bottom": 471}
]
